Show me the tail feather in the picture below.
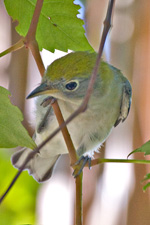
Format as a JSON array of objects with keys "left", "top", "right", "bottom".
[{"left": 12, "top": 148, "right": 60, "bottom": 182}]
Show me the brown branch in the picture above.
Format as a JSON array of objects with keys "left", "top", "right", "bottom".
[
  {"left": 0, "top": 0, "right": 45, "bottom": 74},
  {"left": 24, "top": 0, "right": 45, "bottom": 76},
  {"left": 27, "top": 39, "right": 45, "bottom": 76},
  {"left": 26, "top": 0, "right": 44, "bottom": 40},
  {"left": 75, "top": 173, "right": 83, "bottom": 225},
  {"left": 24, "top": 0, "right": 77, "bottom": 163},
  {"left": 77, "top": 0, "right": 115, "bottom": 111},
  {"left": 51, "top": 100, "right": 78, "bottom": 165},
  {"left": 25, "top": 0, "right": 77, "bottom": 162}
]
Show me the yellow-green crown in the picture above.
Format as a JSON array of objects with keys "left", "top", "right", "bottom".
[
  {"left": 43, "top": 51, "right": 121, "bottom": 83},
  {"left": 44, "top": 51, "right": 99, "bottom": 81}
]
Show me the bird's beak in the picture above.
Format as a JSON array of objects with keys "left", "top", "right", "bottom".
[{"left": 27, "top": 82, "right": 59, "bottom": 99}]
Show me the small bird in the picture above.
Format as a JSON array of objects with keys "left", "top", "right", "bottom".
[{"left": 12, "top": 51, "right": 132, "bottom": 182}]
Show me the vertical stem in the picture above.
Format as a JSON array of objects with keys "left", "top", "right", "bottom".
[
  {"left": 25, "top": 0, "right": 45, "bottom": 76},
  {"left": 51, "top": 100, "right": 78, "bottom": 165},
  {"left": 77, "top": 0, "right": 115, "bottom": 112},
  {"left": 28, "top": 39, "right": 45, "bottom": 76},
  {"left": 26, "top": 0, "right": 44, "bottom": 40},
  {"left": 75, "top": 173, "right": 83, "bottom": 225}
]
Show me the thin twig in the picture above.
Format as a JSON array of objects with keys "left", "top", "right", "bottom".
[
  {"left": 91, "top": 158, "right": 150, "bottom": 167},
  {"left": 51, "top": 101, "right": 78, "bottom": 165},
  {"left": 1, "top": 0, "right": 45, "bottom": 75},
  {"left": 0, "top": 38, "right": 24, "bottom": 57},
  {"left": 75, "top": 173, "right": 83, "bottom": 225},
  {"left": 26, "top": 0, "right": 44, "bottom": 41},
  {"left": 27, "top": 39, "right": 45, "bottom": 76},
  {"left": 0, "top": 170, "right": 22, "bottom": 204},
  {"left": 0, "top": 150, "right": 36, "bottom": 204},
  {"left": 25, "top": 0, "right": 45, "bottom": 76},
  {"left": 77, "top": 0, "right": 115, "bottom": 111}
]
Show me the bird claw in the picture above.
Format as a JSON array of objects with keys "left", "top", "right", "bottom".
[
  {"left": 40, "top": 96, "right": 56, "bottom": 107},
  {"left": 72, "top": 156, "right": 91, "bottom": 178}
]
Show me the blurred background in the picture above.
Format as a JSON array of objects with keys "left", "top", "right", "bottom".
[{"left": 0, "top": 0, "right": 150, "bottom": 224}]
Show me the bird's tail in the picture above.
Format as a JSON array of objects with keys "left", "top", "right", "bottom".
[{"left": 12, "top": 148, "right": 60, "bottom": 182}]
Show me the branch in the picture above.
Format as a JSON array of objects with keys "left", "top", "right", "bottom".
[
  {"left": 0, "top": 38, "right": 24, "bottom": 57},
  {"left": 26, "top": 0, "right": 44, "bottom": 40},
  {"left": 24, "top": 0, "right": 78, "bottom": 164},
  {"left": 90, "top": 158, "right": 150, "bottom": 167},
  {"left": 51, "top": 100, "right": 78, "bottom": 165},
  {"left": 24, "top": 0, "right": 45, "bottom": 76},
  {"left": 0, "top": 0, "right": 45, "bottom": 77},
  {"left": 0, "top": 170, "right": 22, "bottom": 204},
  {"left": 26, "top": 39, "right": 45, "bottom": 76},
  {"left": 79, "top": 0, "right": 115, "bottom": 111},
  {"left": 75, "top": 173, "right": 83, "bottom": 225}
]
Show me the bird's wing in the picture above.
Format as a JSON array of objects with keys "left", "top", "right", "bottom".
[
  {"left": 12, "top": 147, "right": 60, "bottom": 182},
  {"left": 114, "top": 80, "right": 132, "bottom": 127},
  {"left": 12, "top": 102, "right": 60, "bottom": 182}
]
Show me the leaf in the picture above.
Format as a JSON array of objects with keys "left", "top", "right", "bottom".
[
  {"left": 127, "top": 140, "right": 150, "bottom": 158},
  {"left": 141, "top": 173, "right": 150, "bottom": 182},
  {"left": 142, "top": 183, "right": 150, "bottom": 192},
  {"left": 4, "top": 0, "right": 93, "bottom": 52},
  {"left": 0, "top": 86, "right": 36, "bottom": 149},
  {"left": 141, "top": 173, "right": 150, "bottom": 192}
]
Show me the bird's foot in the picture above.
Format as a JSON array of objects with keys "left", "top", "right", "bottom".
[
  {"left": 40, "top": 96, "right": 56, "bottom": 107},
  {"left": 72, "top": 156, "right": 91, "bottom": 178}
]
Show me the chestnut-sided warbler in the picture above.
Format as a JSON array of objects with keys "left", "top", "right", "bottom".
[{"left": 12, "top": 51, "right": 132, "bottom": 182}]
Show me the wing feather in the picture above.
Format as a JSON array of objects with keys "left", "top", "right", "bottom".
[{"left": 114, "top": 80, "right": 132, "bottom": 127}]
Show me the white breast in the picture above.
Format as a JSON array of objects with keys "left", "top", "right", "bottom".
[{"left": 34, "top": 81, "right": 122, "bottom": 158}]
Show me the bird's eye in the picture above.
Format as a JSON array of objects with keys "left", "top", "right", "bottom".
[{"left": 65, "top": 80, "right": 79, "bottom": 91}]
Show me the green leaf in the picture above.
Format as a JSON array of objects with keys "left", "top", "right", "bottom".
[
  {"left": 141, "top": 173, "right": 150, "bottom": 192},
  {"left": 0, "top": 86, "right": 36, "bottom": 149},
  {"left": 141, "top": 173, "right": 150, "bottom": 182},
  {"left": 142, "top": 183, "right": 150, "bottom": 192},
  {"left": 4, "top": 0, "right": 93, "bottom": 52},
  {"left": 127, "top": 140, "right": 150, "bottom": 158}
]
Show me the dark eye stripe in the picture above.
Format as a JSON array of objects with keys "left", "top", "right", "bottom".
[{"left": 65, "top": 82, "right": 78, "bottom": 90}]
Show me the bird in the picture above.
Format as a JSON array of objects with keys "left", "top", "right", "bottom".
[{"left": 12, "top": 51, "right": 132, "bottom": 182}]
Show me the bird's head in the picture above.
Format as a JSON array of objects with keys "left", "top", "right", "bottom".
[{"left": 27, "top": 51, "right": 113, "bottom": 103}]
